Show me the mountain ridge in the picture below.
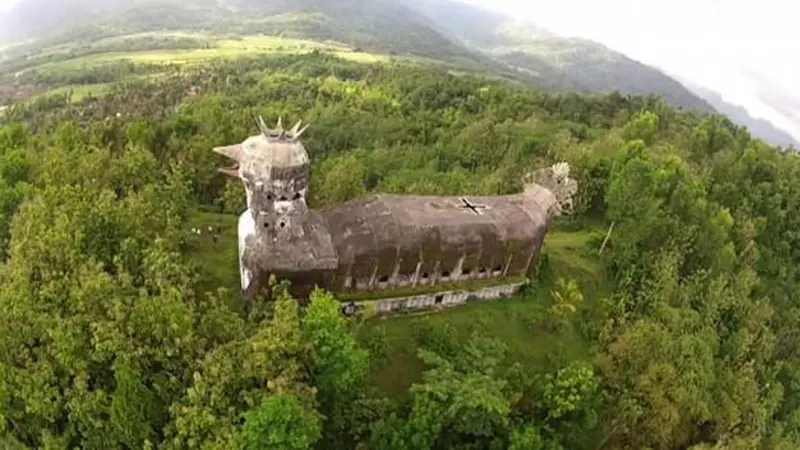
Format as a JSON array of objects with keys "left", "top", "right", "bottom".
[
  {"left": 0, "top": 0, "right": 715, "bottom": 113},
  {"left": 668, "top": 72, "right": 799, "bottom": 148},
  {"left": 402, "top": 0, "right": 715, "bottom": 113},
  {"left": 3, "top": 0, "right": 794, "bottom": 146}
]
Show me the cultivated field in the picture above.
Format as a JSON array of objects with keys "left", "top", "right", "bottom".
[
  {"left": 3, "top": 33, "right": 408, "bottom": 104},
  {"left": 24, "top": 35, "right": 389, "bottom": 74}
]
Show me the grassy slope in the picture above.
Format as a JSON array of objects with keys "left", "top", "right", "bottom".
[
  {"left": 403, "top": 0, "right": 714, "bottom": 112},
  {"left": 186, "top": 209, "right": 607, "bottom": 398},
  {"left": 37, "top": 83, "right": 112, "bottom": 101},
  {"left": 13, "top": 34, "right": 400, "bottom": 103},
  {"left": 25, "top": 35, "right": 388, "bottom": 74},
  {"left": 3, "top": 0, "right": 715, "bottom": 114}
]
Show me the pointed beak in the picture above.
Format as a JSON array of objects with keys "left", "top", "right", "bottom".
[{"left": 212, "top": 143, "right": 244, "bottom": 161}]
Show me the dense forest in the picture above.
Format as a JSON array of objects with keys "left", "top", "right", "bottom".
[{"left": 2, "top": 52, "right": 800, "bottom": 449}]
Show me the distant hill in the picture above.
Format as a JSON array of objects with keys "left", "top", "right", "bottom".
[
  {"left": 740, "top": 68, "right": 800, "bottom": 145},
  {"left": 1, "top": 0, "right": 543, "bottom": 85},
  {"left": 673, "top": 75, "right": 800, "bottom": 148},
  {"left": 0, "top": 0, "right": 476, "bottom": 61},
  {"left": 0, "top": 0, "right": 129, "bottom": 43},
  {"left": 402, "top": 0, "right": 715, "bottom": 113},
  {"left": 0, "top": 0, "right": 716, "bottom": 114}
]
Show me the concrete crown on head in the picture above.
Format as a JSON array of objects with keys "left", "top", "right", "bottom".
[{"left": 213, "top": 115, "right": 311, "bottom": 212}]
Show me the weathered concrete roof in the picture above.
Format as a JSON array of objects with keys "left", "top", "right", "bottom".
[{"left": 322, "top": 193, "right": 549, "bottom": 278}]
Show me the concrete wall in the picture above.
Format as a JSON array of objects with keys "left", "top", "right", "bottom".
[{"left": 372, "top": 281, "right": 527, "bottom": 314}]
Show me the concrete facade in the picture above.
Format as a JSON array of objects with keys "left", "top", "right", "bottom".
[
  {"left": 213, "top": 118, "right": 578, "bottom": 305},
  {"left": 372, "top": 281, "right": 527, "bottom": 314}
]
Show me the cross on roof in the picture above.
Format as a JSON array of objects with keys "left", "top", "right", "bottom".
[{"left": 458, "top": 197, "right": 489, "bottom": 215}]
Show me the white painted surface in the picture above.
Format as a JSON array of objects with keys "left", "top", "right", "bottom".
[
  {"left": 237, "top": 211, "right": 257, "bottom": 291},
  {"left": 372, "top": 281, "right": 527, "bottom": 313}
]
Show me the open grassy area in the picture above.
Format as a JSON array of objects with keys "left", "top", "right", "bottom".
[
  {"left": 361, "top": 289, "right": 590, "bottom": 398},
  {"left": 3, "top": 33, "right": 401, "bottom": 106},
  {"left": 186, "top": 209, "right": 241, "bottom": 293},
  {"left": 38, "top": 83, "right": 112, "bottom": 101},
  {"left": 21, "top": 34, "right": 393, "bottom": 76},
  {"left": 28, "top": 71, "right": 179, "bottom": 103},
  {"left": 360, "top": 225, "right": 606, "bottom": 398}
]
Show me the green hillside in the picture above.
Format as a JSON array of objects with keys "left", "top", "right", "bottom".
[
  {"left": 0, "top": 0, "right": 479, "bottom": 63},
  {"left": 1, "top": 0, "right": 717, "bottom": 113},
  {"left": 676, "top": 74, "right": 800, "bottom": 148},
  {"left": 405, "top": 0, "right": 716, "bottom": 112}
]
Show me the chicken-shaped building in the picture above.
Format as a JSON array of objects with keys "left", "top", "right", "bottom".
[{"left": 213, "top": 118, "right": 577, "bottom": 313}]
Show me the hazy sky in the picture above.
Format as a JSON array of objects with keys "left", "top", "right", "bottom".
[
  {"left": 463, "top": 0, "right": 800, "bottom": 139},
  {"left": 2, "top": 0, "right": 798, "bottom": 137}
]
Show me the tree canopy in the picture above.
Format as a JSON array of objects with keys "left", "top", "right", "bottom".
[{"left": 2, "top": 53, "right": 800, "bottom": 449}]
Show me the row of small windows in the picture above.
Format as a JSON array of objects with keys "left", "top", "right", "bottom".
[{"left": 373, "top": 265, "right": 505, "bottom": 286}]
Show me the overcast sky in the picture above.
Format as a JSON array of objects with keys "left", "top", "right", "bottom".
[
  {"left": 463, "top": 0, "right": 800, "bottom": 139},
  {"left": 1, "top": 0, "right": 798, "bottom": 137}
]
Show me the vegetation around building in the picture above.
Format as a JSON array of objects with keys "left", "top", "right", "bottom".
[{"left": 1, "top": 34, "right": 800, "bottom": 450}]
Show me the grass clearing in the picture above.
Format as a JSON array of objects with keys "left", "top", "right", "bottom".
[
  {"left": 361, "top": 290, "right": 586, "bottom": 398},
  {"left": 29, "top": 72, "right": 174, "bottom": 103},
  {"left": 360, "top": 227, "right": 606, "bottom": 398},
  {"left": 39, "top": 83, "right": 112, "bottom": 101},
  {"left": 5, "top": 32, "right": 417, "bottom": 105},
  {"left": 23, "top": 35, "right": 390, "bottom": 75},
  {"left": 186, "top": 210, "right": 240, "bottom": 293},
  {"left": 546, "top": 226, "right": 604, "bottom": 279}
]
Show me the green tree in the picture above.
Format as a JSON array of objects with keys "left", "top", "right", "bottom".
[
  {"left": 302, "top": 289, "right": 370, "bottom": 447},
  {"left": 236, "top": 394, "right": 322, "bottom": 450}
]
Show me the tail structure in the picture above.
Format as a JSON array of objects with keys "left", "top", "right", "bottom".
[{"left": 522, "top": 162, "right": 578, "bottom": 217}]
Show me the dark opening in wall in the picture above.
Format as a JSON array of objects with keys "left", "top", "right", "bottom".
[
  {"left": 478, "top": 268, "right": 487, "bottom": 274},
  {"left": 293, "top": 193, "right": 301, "bottom": 200},
  {"left": 378, "top": 275, "right": 389, "bottom": 283},
  {"left": 263, "top": 221, "right": 269, "bottom": 228},
  {"left": 279, "top": 196, "right": 288, "bottom": 201},
  {"left": 434, "top": 294, "right": 444, "bottom": 305},
  {"left": 461, "top": 268, "right": 472, "bottom": 276},
  {"left": 441, "top": 271, "right": 451, "bottom": 278},
  {"left": 421, "top": 272, "right": 429, "bottom": 279},
  {"left": 266, "top": 194, "right": 273, "bottom": 201}
]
